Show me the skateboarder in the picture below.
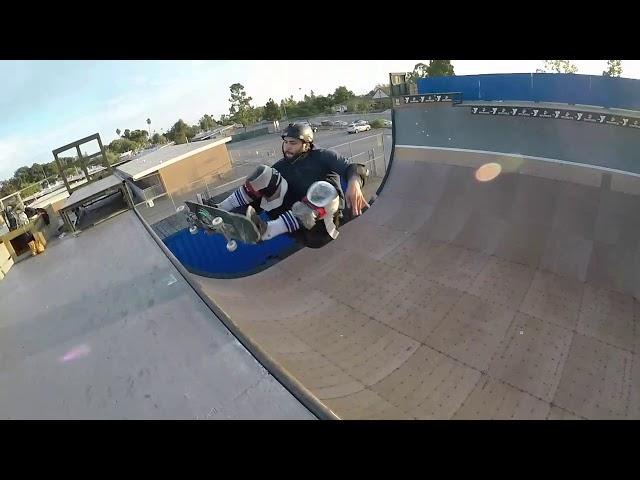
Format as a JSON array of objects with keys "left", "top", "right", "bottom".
[{"left": 210, "top": 123, "right": 370, "bottom": 248}]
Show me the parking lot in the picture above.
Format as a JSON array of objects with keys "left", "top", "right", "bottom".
[{"left": 227, "top": 126, "right": 392, "bottom": 170}]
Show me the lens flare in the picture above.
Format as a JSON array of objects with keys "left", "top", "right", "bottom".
[
  {"left": 475, "top": 163, "right": 502, "bottom": 182},
  {"left": 59, "top": 344, "right": 91, "bottom": 363}
]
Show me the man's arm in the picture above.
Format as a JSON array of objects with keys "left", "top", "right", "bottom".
[
  {"left": 321, "top": 149, "right": 368, "bottom": 187},
  {"left": 321, "top": 150, "right": 370, "bottom": 216}
]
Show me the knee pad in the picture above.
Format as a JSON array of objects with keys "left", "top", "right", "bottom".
[
  {"left": 243, "top": 165, "right": 288, "bottom": 210},
  {"left": 291, "top": 181, "right": 341, "bottom": 239}
]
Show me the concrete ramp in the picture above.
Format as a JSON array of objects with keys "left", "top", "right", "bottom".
[{"left": 193, "top": 102, "right": 640, "bottom": 419}]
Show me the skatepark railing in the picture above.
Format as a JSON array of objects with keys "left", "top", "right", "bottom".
[
  {"left": 127, "top": 176, "right": 167, "bottom": 207},
  {"left": 142, "top": 184, "right": 167, "bottom": 203},
  {"left": 228, "top": 148, "right": 278, "bottom": 165},
  {"left": 350, "top": 151, "right": 381, "bottom": 177}
]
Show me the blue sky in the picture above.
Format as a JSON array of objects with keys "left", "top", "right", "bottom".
[{"left": 1, "top": 59, "right": 637, "bottom": 181}]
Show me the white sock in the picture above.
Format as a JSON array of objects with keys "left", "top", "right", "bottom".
[
  {"left": 262, "top": 211, "right": 300, "bottom": 240},
  {"left": 218, "top": 186, "right": 252, "bottom": 211}
]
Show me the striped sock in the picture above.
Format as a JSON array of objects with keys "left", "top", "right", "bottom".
[
  {"left": 263, "top": 211, "right": 300, "bottom": 240},
  {"left": 218, "top": 186, "right": 252, "bottom": 211}
]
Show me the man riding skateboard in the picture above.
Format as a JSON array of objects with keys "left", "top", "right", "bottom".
[{"left": 208, "top": 122, "right": 370, "bottom": 248}]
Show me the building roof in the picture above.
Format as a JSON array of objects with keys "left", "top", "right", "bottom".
[
  {"left": 116, "top": 137, "right": 231, "bottom": 180},
  {"left": 61, "top": 174, "right": 122, "bottom": 210},
  {"left": 192, "top": 125, "right": 234, "bottom": 142},
  {"left": 372, "top": 88, "right": 389, "bottom": 99}
]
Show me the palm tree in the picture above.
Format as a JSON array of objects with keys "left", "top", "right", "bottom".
[
  {"left": 146, "top": 118, "right": 151, "bottom": 137},
  {"left": 116, "top": 128, "right": 121, "bottom": 137}
]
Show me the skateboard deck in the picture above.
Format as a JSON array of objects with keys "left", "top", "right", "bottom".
[{"left": 179, "top": 201, "right": 261, "bottom": 251}]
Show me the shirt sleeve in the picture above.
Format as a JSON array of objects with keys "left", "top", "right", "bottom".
[{"left": 320, "top": 149, "right": 351, "bottom": 177}]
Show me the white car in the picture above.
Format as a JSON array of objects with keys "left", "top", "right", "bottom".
[
  {"left": 347, "top": 122, "right": 371, "bottom": 134},
  {"left": 383, "top": 119, "right": 392, "bottom": 127}
]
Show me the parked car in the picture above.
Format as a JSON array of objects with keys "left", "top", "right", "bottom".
[
  {"left": 295, "top": 121, "right": 318, "bottom": 132},
  {"left": 333, "top": 120, "right": 349, "bottom": 127},
  {"left": 383, "top": 119, "right": 392, "bottom": 127},
  {"left": 347, "top": 122, "right": 371, "bottom": 134}
]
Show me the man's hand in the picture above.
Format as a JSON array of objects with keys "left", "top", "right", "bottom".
[{"left": 345, "top": 178, "right": 369, "bottom": 216}]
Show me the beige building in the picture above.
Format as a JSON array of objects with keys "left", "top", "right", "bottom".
[{"left": 116, "top": 137, "right": 233, "bottom": 205}]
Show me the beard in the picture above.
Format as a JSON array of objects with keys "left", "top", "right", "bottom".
[
  {"left": 282, "top": 143, "right": 311, "bottom": 162},
  {"left": 282, "top": 145, "right": 301, "bottom": 161}
]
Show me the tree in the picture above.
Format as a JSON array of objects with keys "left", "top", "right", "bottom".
[
  {"left": 303, "top": 90, "right": 318, "bottom": 104},
  {"left": 332, "top": 86, "right": 355, "bottom": 105},
  {"left": 146, "top": 118, "right": 151, "bottom": 135},
  {"left": 425, "top": 60, "right": 455, "bottom": 77},
  {"left": 0, "top": 177, "right": 22, "bottom": 197},
  {"left": 109, "top": 138, "right": 138, "bottom": 154},
  {"left": 165, "top": 119, "right": 189, "bottom": 142},
  {"left": 123, "top": 129, "right": 131, "bottom": 139},
  {"left": 228, "top": 83, "right": 254, "bottom": 132},
  {"left": 151, "top": 133, "right": 168, "bottom": 145},
  {"left": 174, "top": 131, "right": 187, "bottom": 145},
  {"left": 30, "top": 163, "right": 46, "bottom": 182},
  {"left": 407, "top": 60, "right": 455, "bottom": 83},
  {"left": 312, "top": 95, "right": 332, "bottom": 113},
  {"left": 263, "top": 98, "right": 281, "bottom": 121},
  {"left": 186, "top": 125, "right": 201, "bottom": 140},
  {"left": 199, "top": 114, "right": 217, "bottom": 131},
  {"left": 14, "top": 166, "right": 31, "bottom": 184},
  {"left": 116, "top": 128, "right": 121, "bottom": 137},
  {"left": 359, "top": 100, "right": 372, "bottom": 117},
  {"left": 103, "top": 149, "right": 118, "bottom": 165},
  {"left": 406, "top": 62, "right": 429, "bottom": 84},
  {"left": 603, "top": 60, "right": 622, "bottom": 77},
  {"left": 41, "top": 161, "right": 57, "bottom": 178},
  {"left": 219, "top": 114, "right": 233, "bottom": 125},
  {"left": 127, "top": 129, "right": 149, "bottom": 145},
  {"left": 543, "top": 60, "right": 578, "bottom": 74},
  {"left": 249, "top": 107, "right": 261, "bottom": 125}
]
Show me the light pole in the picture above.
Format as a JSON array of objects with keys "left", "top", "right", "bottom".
[{"left": 40, "top": 165, "right": 49, "bottom": 189}]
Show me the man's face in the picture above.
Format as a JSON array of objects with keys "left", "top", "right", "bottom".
[{"left": 282, "top": 137, "right": 307, "bottom": 160}]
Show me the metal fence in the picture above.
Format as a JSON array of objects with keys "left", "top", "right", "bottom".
[{"left": 228, "top": 148, "right": 279, "bottom": 165}]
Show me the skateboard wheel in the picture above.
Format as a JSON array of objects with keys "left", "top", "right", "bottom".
[
  {"left": 226, "top": 240, "right": 237, "bottom": 252},
  {"left": 212, "top": 217, "right": 223, "bottom": 227},
  {"left": 189, "top": 225, "right": 198, "bottom": 235},
  {"left": 176, "top": 205, "right": 185, "bottom": 213}
]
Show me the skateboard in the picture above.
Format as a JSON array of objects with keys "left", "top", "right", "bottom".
[{"left": 177, "top": 200, "right": 261, "bottom": 252}]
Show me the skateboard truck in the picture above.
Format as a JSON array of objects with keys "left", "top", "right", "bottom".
[
  {"left": 210, "top": 216, "right": 238, "bottom": 252},
  {"left": 176, "top": 205, "right": 238, "bottom": 252}
]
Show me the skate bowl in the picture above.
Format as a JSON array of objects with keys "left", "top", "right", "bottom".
[{"left": 182, "top": 90, "right": 640, "bottom": 419}]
